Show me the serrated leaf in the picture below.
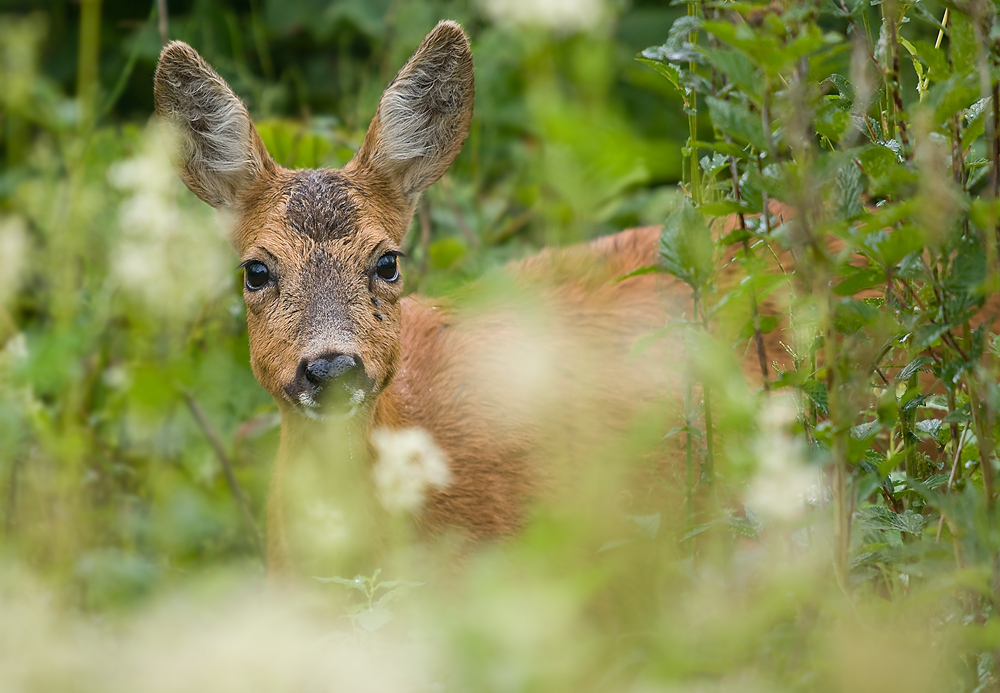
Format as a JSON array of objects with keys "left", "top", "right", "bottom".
[
  {"left": 642, "top": 16, "right": 704, "bottom": 65},
  {"left": 699, "top": 46, "right": 761, "bottom": 101},
  {"left": 802, "top": 379, "right": 829, "bottom": 415},
  {"left": 826, "top": 73, "right": 854, "bottom": 109},
  {"left": 851, "top": 420, "right": 882, "bottom": 441},
  {"left": 856, "top": 506, "right": 926, "bottom": 535},
  {"left": 915, "top": 419, "right": 942, "bottom": 438},
  {"left": 835, "top": 161, "right": 864, "bottom": 219},
  {"left": 636, "top": 57, "right": 686, "bottom": 93},
  {"left": 901, "top": 393, "right": 928, "bottom": 413},
  {"left": 897, "top": 356, "right": 933, "bottom": 382},
  {"left": 705, "top": 96, "right": 768, "bottom": 151},
  {"left": 659, "top": 199, "right": 714, "bottom": 290}
]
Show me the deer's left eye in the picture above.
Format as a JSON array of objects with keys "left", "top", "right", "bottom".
[
  {"left": 375, "top": 254, "right": 399, "bottom": 282},
  {"left": 244, "top": 262, "right": 271, "bottom": 291}
]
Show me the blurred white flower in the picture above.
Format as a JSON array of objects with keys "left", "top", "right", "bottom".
[
  {"left": 108, "top": 127, "right": 229, "bottom": 321},
  {"left": 371, "top": 427, "right": 451, "bottom": 514},
  {"left": 746, "top": 398, "right": 823, "bottom": 523},
  {"left": 479, "top": 0, "right": 607, "bottom": 34},
  {"left": 0, "top": 215, "right": 27, "bottom": 308}
]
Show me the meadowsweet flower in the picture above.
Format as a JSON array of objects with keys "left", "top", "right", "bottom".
[
  {"left": 0, "top": 215, "right": 27, "bottom": 307},
  {"left": 108, "top": 127, "right": 228, "bottom": 322},
  {"left": 747, "top": 398, "right": 823, "bottom": 523},
  {"left": 371, "top": 427, "right": 451, "bottom": 514},
  {"left": 479, "top": 0, "right": 607, "bottom": 34}
]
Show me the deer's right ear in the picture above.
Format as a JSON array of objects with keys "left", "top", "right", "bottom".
[{"left": 153, "top": 41, "right": 275, "bottom": 209}]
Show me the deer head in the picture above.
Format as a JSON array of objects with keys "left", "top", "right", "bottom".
[{"left": 153, "top": 22, "right": 474, "bottom": 422}]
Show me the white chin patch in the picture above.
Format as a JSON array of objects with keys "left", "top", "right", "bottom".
[{"left": 293, "top": 386, "right": 367, "bottom": 422}]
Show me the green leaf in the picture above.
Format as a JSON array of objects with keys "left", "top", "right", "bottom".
[
  {"left": 908, "top": 39, "right": 950, "bottom": 83},
  {"left": 815, "top": 98, "right": 851, "bottom": 144},
  {"left": 659, "top": 199, "right": 714, "bottom": 290},
  {"left": 835, "top": 161, "right": 864, "bottom": 220},
  {"left": 834, "top": 267, "right": 883, "bottom": 297},
  {"left": 641, "top": 16, "right": 703, "bottom": 65},
  {"left": 946, "top": 234, "right": 987, "bottom": 293},
  {"left": 705, "top": 96, "right": 768, "bottom": 151},
  {"left": 636, "top": 57, "right": 685, "bottom": 93},
  {"left": 699, "top": 46, "right": 761, "bottom": 101},
  {"left": 833, "top": 298, "right": 880, "bottom": 334},
  {"left": 915, "top": 418, "right": 943, "bottom": 439},
  {"left": 826, "top": 73, "right": 855, "bottom": 110},
  {"left": 801, "top": 379, "right": 829, "bottom": 415},
  {"left": 856, "top": 506, "right": 926, "bottom": 535},
  {"left": 925, "top": 71, "right": 981, "bottom": 129},
  {"left": 897, "top": 356, "right": 933, "bottom": 383},
  {"left": 851, "top": 420, "right": 882, "bottom": 441},
  {"left": 948, "top": 12, "right": 978, "bottom": 76}
]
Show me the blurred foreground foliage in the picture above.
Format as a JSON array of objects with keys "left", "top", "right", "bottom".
[{"left": 1, "top": 0, "right": 1000, "bottom": 692}]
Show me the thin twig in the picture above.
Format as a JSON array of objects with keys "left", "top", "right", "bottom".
[
  {"left": 157, "top": 0, "right": 169, "bottom": 45},
  {"left": 417, "top": 197, "right": 432, "bottom": 278},
  {"left": 181, "top": 390, "right": 266, "bottom": 565},
  {"left": 3, "top": 453, "right": 20, "bottom": 536},
  {"left": 936, "top": 421, "right": 971, "bottom": 542},
  {"left": 440, "top": 176, "right": 479, "bottom": 248}
]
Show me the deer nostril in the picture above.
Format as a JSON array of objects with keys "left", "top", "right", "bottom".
[{"left": 304, "top": 354, "right": 358, "bottom": 387}]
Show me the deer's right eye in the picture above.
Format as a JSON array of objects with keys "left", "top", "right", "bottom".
[{"left": 244, "top": 262, "right": 271, "bottom": 291}]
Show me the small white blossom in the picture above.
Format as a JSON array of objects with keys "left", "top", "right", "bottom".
[
  {"left": 747, "top": 398, "right": 823, "bottom": 523},
  {"left": 108, "top": 127, "right": 229, "bottom": 322},
  {"left": 371, "top": 427, "right": 451, "bottom": 514},
  {"left": 0, "top": 215, "right": 27, "bottom": 307},
  {"left": 479, "top": 0, "right": 608, "bottom": 34}
]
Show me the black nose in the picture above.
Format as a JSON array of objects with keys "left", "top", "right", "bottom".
[
  {"left": 289, "top": 352, "right": 373, "bottom": 411},
  {"left": 305, "top": 353, "right": 358, "bottom": 387}
]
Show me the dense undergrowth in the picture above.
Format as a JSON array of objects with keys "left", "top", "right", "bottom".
[{"left": 1, "top": 0, "right": 1000, "bottom": 691}]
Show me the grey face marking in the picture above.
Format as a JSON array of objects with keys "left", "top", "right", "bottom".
[
  {"left": 298, "top": 247, "right": 354, "bottom": 341},
  {"left": 285, "top": 169, "right": 357, "bottom": 242}
]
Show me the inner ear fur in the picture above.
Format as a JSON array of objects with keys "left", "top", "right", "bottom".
[
  {"left": 154, "top": 41, "right": 275, "bottom": 209},
  {"left": 350, "top": 20, "right": 475, "bottom": 205}
]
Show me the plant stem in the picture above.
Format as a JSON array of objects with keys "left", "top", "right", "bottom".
[
  {"left": 688, "top": 1, "right": 701, "bottom": 204},
  {"left": 157, "top": 0, "right": 169, "bottom": 45},
  {"left": 885, "top": 1, "right": 910, "bottom": 156},
  {"left": 181, "top": 390, "right": 267, "bottom": 566},
  {"left": 76, "top": 0, "right": 102, "bottom": 132}
]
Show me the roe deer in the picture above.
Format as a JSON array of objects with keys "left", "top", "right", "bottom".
[{"left": 155, "top": 21, "right": 676, "bottom": 572}]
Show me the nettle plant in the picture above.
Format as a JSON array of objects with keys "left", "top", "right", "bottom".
[{"left": 641, "top": 0, "right": 999, "bottom": 596}]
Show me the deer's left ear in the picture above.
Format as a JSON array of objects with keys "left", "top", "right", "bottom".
[{"left": 349, "top": 21, "right": 474, "bottom": 205}]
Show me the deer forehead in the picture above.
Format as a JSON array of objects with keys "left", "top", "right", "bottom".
[{"left": 236, "top": 167, "right": 410, "bottom": 263}]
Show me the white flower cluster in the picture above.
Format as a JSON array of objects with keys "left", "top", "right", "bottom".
[
  {"left": 479, "top": 0, "right": 607, "bottom": 34},
  {"left": 746, "top": 398, "right": 824, "bottom": 523},
  {"left": 0, "top": 216, "right": 27, "bottom": 309},
  {"left": 371, "top": 427, "right": 451, "bottom": 514},
  {"left": 107, "top": 127, "right": 229, "bottom": 322}
]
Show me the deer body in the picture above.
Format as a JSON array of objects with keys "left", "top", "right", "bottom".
[{"left": 155, "top": 22, "right": 669, "bottom": 572}]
